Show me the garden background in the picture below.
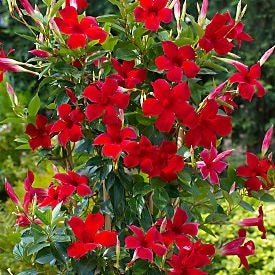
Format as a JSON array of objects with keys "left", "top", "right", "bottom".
[{"left": 0, "top": 0, "right": 274, "bottom": 274}]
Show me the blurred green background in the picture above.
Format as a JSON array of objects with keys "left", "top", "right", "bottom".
[{"left": 0, "top": 0, "right": 274, "bottom": 274}]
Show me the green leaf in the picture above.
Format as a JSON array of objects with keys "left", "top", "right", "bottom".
[
  {"left": 239, "top": 200, "right": 255, "bottom": 212},
  {"left": 205, "top": 213, "right": 228, "bottom": 224},
  {"left": 28, "top": 93, "right": 40, "bottom": 117},
  {"left": 1, "top": 117, "right": 24, "bottom": 124},
  {"left": 102, "top": 36, "right": 119, "bottom": 51},
  {"left": 97, "top": 14, "right": 119, "bottom": 23},
  {"left": 153, "top": 188, "right": 169, "bottom": 210},
  {"left": 27, "top": 243, "right": 50, "bottom": 256},
  {"left": 18, "top": 270, "right": 37, "bottom": 275},
  {"left": 35, "top": 208, "right": 52, "bottom": 225},
  {"left": 50, "top": 0, "right": 65, "bottom": 17},
  {"left": 187, "top": 14, "right": 205, "bottom": 38},
  {"left": 16, "top": 143, "right": 31, "bottom": 150},
  {"left": 267, "top": 167, "right": 275, "bottom": 184},
  {"left": 260, "top": 193, "right": 275, "bottom": 202},
  {"left": 116, "top": 48, "right": 138, "bottom": 60},
  {"left": 133, "top": 183, "right": 154, "bottom": 196},
  {"left": 52, "top": 202, "right": 63, "bottom": 224}
]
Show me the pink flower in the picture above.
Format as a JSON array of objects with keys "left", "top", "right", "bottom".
[
  {"left": 125, "top": 225, "right": 167, "bottom": 264},
  {"left": 261, "top": 126, "right": 273, "bottom": 157},
  {"left": 196, "top": 145, "right": 233, "bottom": 184},
  {"left": 259, "top": 45, "right": 275, "bottom": 66},
  {"left": 238, "top": 206, "right": 266, "bottom": 239},
  {"left": 29, "top": 49, "right": 50, "bottom": 58},
  {"left": 5, "top": 179, "right": 20, "bottom": 205},
  {"left": 220, "top": 229, "right": 255, "bottom": 271}
]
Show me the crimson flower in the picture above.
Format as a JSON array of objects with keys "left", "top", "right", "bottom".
[
  {"left": 82, "top": 78, "right": 130, "bottom": 122},
  {"left": 50, "top": 104, "right": 85, "bottom": 147},
  {"left": 134, "top": 0, "right": 172, "bottom": 32},
  {"left": 199, "top": 12, "right": 252, "bottom": 55},
  {"left": 53, "top": 171, "right": 93, "bottom": 197},
  {"left": 229, "top": 62, "right": 265, "bottom": 101},
  {"left": 158, "top": 208, "right": 199, "bottom": 247},
  {"left": 220, "top": 229, "right": 255, "bottom": 271},
  {"left": 93, "top": 120, "right": 137, "bottom": 160},
  {"left": 108, "top": 59, "right": 147, "bottom": 89},
  {"left": 23, "top": 171, "right": 47, "bottom": 210},
  {"left": 0, "top": 47, "right": 19, "bottom": 81},
  {"left": 66, "top": 0, "right": 88, "bottom": 10},
  {"left": 196, "top": 145, "right": 233, "bottom": 185},
  {"left": 25, "top": 115, "right": 53, "bottom": 150},
  {"left": 236, "top": 152, "right": 273, "bottom": 190},
  {"left": 261, "top": 126, "right": 273, "bottom": 157},
  {"left": 184, "top": 99, "right": 232, "bottom": 148},
  {"left": 238, "top": 206, "right": 266, "bottom": 239},
  {"left": 124, "top": 135, "right": 158, "bottom": 174},
  {"left": 168, "top": 240, "right": 215, "bottom": 275},
  {"left": 155, "top": 41, "right": 200, "bottom": 82},
  {"left": 142, "top": 79, "right": 197, "bottom": 133},
  {"left": 67, "top": 213, "right": 117, "bottom": 259},
  {"left": 54, "top": 7, "right": 107, "bottom": 49},
  {"left": 5, "top": 179, "right": 20, "bottom": 205},
  {"left": 29, "top": 49, "right": 50, "bottom": 58},
  {"left": 40, "top": 184, "right": 69, "bottom": 208},
  {"left": 125, "top": 225, "right": 167, "bottom": 263},
  {"left": 15, "top": 214, "right": 42, "bottom": 227},
  {"left": 219, "top": 92, "right": 238, "bottom": 114},
  {"left": 149, "top": 141, "right": 184, "bottom": 182}
]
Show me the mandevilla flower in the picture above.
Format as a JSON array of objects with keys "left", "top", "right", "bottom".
[
  {"left": 261, "top": 125, "right": 273, "bottom": 157},
  {"left": 157, "top": 207, "right": 199, "bottom": 247},
  {"left": 66, "top": 0, "right": 88, "bottom": 10},
  {"left": 25, "top": 114, "right": 53, "bottom": 150},
  {"left": 54, "top": 6, "right": 107, "bottom": 49},
  {"left": 5, "top": 179, "right": 20, "bottom": 205},
  {"left": 29, "top": 49, "right": 51, "bottom": 58},
  {"left": 125, "top": 225, "right": 167, "bottom": 264},
  {"left": 134, "top": 0, "right": 172, "bottom": 32},
  {"left": 229, "top": 62, "right": 265, "bottom": 101},
  {"left": 83, "top": 78, "right": 130, "bottom": 122},
  {"left": 93, "top": 120, "right": 137, "bottom": 160},
  {"left": 168, "top": 240, "right": 215, "bottom": 275},
  {"left": 196, "top": 145, "right": 233, "bottom": 185},
  {"left": 67, "top": 213, "right": 117, "bottom": 259},
  {"left": 142, "top": 79, "right": 197, "bottom": 133},
  {"left": 40, "top": 184, "right": 69, "bottom": 208},
  {"left": 53, "top": 171, "right": 93, "bottom": 197},
  {"left": 238, "top": 206, "right": 266, "bottom": 239},
  {"left": 220, "top": 229, "right": 255, "bottom": 271},
  {"left": 236, "top": 152, "right": 274, "bottom": 190},
  {"left": 155, "top": 41, "right": 200, "bottom": 82},
  {"left": 108, "top": 59, "right": 147, "bottom": 89},
  {"left": 50, "top": 104, "right": 85, "bottom": 147},
  {"left": 185, "top": 99, "right": 232, "bottom": 148}
]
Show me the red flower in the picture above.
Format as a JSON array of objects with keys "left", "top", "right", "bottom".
[
  {"left": 67, "top": 213, "right": 117, "bottom": 259},
  {"left": 23, "top": 171, "right": 47, "bottom": 210},
  {"left": 109, "top": 59, "right": 147, "bottom": 89},
  {"left": 53, "top": 171, "right": 93, "bottom": 197},
  {"left": 168, "top": 240, "right": 215, "bottom": 275},
  {"left": 125, "top": 225, "right": 167, "bottom": 263},
  {"left": 261, "top": 126, "right": 273, "bottom": 157},
  {"left": 66, "top": 0, "right": 88, "bottom": 10},
  {"left": 40, "top": 184, "right": 68, "bottom": 208},
  {"left": 184, "top": 99, "right": 232, "bottom": 148},
  {"left": 236, "top": 152, "right": 273, "bottom": 190},
  {"left": 5, "top": 179, "right": 20, "bottom": 205},
  {"left": 25, "top": 115, "right": 53, "bottom": 150},
  {"left": 238, "top": 206, "right": 266, "bottom": 239},
  {"left": 124, "top": 135, "right": 158, "bottom": 174},
  {"left": 199, "top": 12, "right": 252, "bottom": 55},
  {"left": 15, "top": 214, "right": 42, "bottom": 227},
  {"left": 93, "top": 120, "right": 137, "bottom": 160},
  {"left": 82, "top": 78, "right": 130, "bottom": 122},
  {"left": 134, "top": 0, "right": 172, "bottom": 32},
  {"left": 220, "top": 229, "right": 255, "bottom": 271},
  {"left": 158, "top": 208, "right": 199, "bottom": 247},
  {"left": 219, "top": 92, "right": 238, "bottom": 114},
  {"left": 155, "top": 41, "right": 200, "bottom": 82},
  {"left": 142, "top": 79, "right": 197, "bottom": 133},
  {"left": 149, "top": 141, "right": 184, "bottom": 182},
  {"left": 50, "top": 104, "right": 85, "bottom": 147},
  {"left": 19, "top": 0, "right": 34, "bottom": 15},
  {"left": 29, "top": 49, "right": 50, "bottom": 58},
  {"left": 54, "top": 7, "right": 107, "bottom": 49},
  {"left": 196, "top": 145, "right": 233, "bottom": 185},
  {"left": 229, "top": 62, "right": 266, "bottom": 101}
]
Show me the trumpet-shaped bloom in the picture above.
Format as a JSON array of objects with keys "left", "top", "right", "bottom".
[
  {"left": 50, "top": 104, "right": 85, "bottom": 147},
  {"left": 220, "top": 229, "right": 255, "bottom": 271},
  {"left": 184, "top": 100, "right": 232, "bottom": 148},
  {"left": 109, "top": 59, "right": 147, "bottom": 89},
  {"left": 25, "top": 115, "right": 53, "bottom": 150},
  {"left": 155, "top": 41, "right": 200, "bottom": 82},
  {"left": 196, "top": 145, "right": 233, "bottom": 185},
  {"left": 67, "top": 213, "right": 117, "bottom": 259},
  {"left": 93, "top": 120, "right": 137, "bottom": 160},
  {"left": 142, "top": 79, "right": 197, "bottom": 133},
  {"left": 229, "top": 62, "right": 266, "bottom": 101},
  {"left": 83, "top": 78, "right": 130, "bottom": 122},
  {"left": 134, "top": 0, "right": 172, "bottom": 32},
  {"left": 238, "top": 206, "right": 266, "bottom": 239},
  {"left": 54, "top": 7, "right": 107, "bottom": 49},
  {"left": 236, "top": 152, "right": 273, "bottom": 190},
  {"left": 168, "top": 240, "right": 215, "bottom": 275},
  {"left": 158, "top": 208, "right": 199, "bottom": 247},
  {"left": 125, "top": 225, "right": 167, "bottom": 263}
]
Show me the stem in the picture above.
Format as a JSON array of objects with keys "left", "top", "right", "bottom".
[
  {"left": 103, "top": 181, "right": 112, "bottom": 230},
  {"left": 66, "top": 142, "right": 74, "bottom": 170},
  {"left": 148, "top": 191, "right": 154, "bottom": 215}
]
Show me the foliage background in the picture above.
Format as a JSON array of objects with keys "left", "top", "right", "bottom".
[{"left": 0, "top": 0, "right": 274, "bottom": 274}]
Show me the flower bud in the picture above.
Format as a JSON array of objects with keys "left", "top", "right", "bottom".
[
  {"left": 29, "top": 49, "right": 50, "bottom": 58},
  {"left": 261, "top": 125, "right": 273, "bottom": 157},
  {"left": 5, "top": 179, "right": 20, "bottom": 205}
]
